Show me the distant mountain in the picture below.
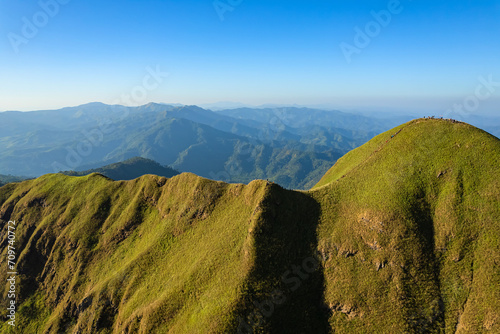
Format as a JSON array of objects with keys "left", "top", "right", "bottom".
[
  {"left": 199, "top": 101, "right": 255, "bottom": 110},
  {"left": 0, "top": 103, "right": 378, "bottom": 189},
  {"left": 0, "top": 174, "right": 29, "bottom": 187},
  {"left": 60, "top": 157, "right": 180, "bottom": 181},
  {"left": 211, "top": 106, "right": 402, "bottom": 135},
  {"left": 1, "top": 119, "right": 499, "bottom": 333},
  {"left": 7, "top": 103, "right": 492, "bottom": 189}
]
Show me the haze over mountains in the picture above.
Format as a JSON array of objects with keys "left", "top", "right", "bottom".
[
  {"left": 1, "top": 103, "right": 499, "bottom": 333},
  {"left": 1, "top": 0, "right": 498, "bottom": 332},
  {"left": 1, "top": 119, "right": 499, "bottom": 333},
  {"left": 0, "top": 103, "right": 415, "bottom": 189},
  {"left": 3, "top": 102, "right": 499, "bottom": 189}
]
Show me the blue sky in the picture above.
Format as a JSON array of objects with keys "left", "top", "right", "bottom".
[{"left": 0, "top": 0, "right": 499, "bottom": 114}]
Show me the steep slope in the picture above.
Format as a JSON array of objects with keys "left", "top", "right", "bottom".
[
  {"left": 60, "top": 157, "right": 180, "bottom": 180},
  {"left": 0, "top": 173, "right": 275, "bottom": 333},
  {"left": 310, "top": 118, "right": 500, "bottom": 332},
  {"left": 1, "top": 118, "right": 499, "bottom": 333},
  {"left": 212, "top": 107, "right": 396, "bottom": 134}
]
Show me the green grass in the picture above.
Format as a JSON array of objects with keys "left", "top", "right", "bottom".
[
  {"left": 0, "top": 173, "right": 272, "bottom": 333},
  {"left": 310, "top": 118, "right": 500, "bottom": 332},
  {"left": 0, "top": 119, "right": 499, "bottom": 333}
]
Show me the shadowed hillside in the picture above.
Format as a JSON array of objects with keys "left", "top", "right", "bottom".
[
  {"left": 1, "top": 119, "right": 499, "bottom": 333},
  {"left": 0, "top": 173, "right": 276, "bottom": 333}
]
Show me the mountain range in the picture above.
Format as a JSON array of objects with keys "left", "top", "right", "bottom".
[
  {"left": 0, "top": 175, "right": 28, "bottom": 188},
  {"left": 60, "top": 157, "right": 180, "bottom": 181},
  {"left": 1, "top": 118, "right": 499, "bottom": 333},
  {"left": 0, "top": 103, "right": 411, "bottom": 189}
]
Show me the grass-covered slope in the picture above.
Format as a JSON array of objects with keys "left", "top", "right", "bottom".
[
  {"left": 310, "top": 118, "right": 500, "bottom": 332},
  {"left": 0, "top": 118, "right": 499, "bottom": 333},
  {"left": 0, "top": 173, "right": 275, "bottom": 333}
]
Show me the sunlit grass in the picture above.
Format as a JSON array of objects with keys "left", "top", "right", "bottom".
[{"left": 0, "top": 119, "right": 499, "bottom": 333}]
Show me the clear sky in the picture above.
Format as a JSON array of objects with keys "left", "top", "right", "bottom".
[{"left": 1, "top": 0, "right": 499, "bottom": 114}]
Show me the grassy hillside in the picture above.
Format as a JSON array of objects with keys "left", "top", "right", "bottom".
[
  {"left": 1, "top": 118, "right": 499, "bottom": 333},
  {"left": 311, "top": 118, "right": 500, "bottom": 332},
  {"left": 60, "top": 157, "right": 180, "bottom": 181},
  {"left": 0, "top": 173, "right": 275, "bottom": 333}
]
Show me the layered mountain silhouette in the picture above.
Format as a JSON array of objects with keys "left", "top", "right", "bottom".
[
  {"left": 0, "top": 175, "right": 29, "bottom": 187},
  {"left": 1, "top": 118, "right": 498, "bottom": 333},
  {"left": 60, "top": 157, "right": 180, "bottom": 181},
  {"left": 0, "top": 103, "right": 404, "bottom": 189}
]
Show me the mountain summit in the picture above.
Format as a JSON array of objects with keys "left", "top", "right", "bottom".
[
  {"left": 309, "top": 118, "right": 500, "bottom": 332},
  {"left": 0, "top": 119, "right": 499, "bottom": 333}
]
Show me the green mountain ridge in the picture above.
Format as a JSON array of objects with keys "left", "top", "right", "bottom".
[
  {"left": 309, "top": 118, "right": 500, "bottom": 332},
  {"left": 0, "top": 119, "right": 499, "bottom": 333}
]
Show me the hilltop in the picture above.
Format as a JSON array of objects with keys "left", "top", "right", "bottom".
[
  {"left": 0, "top": 119, "right": 499, "bottom": 333},
  {"left": 310, "top": 118, "right": 500, "bottom": 332},
  {"left": 60, "top": 157, "right": 180, "bottom": 181}
]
